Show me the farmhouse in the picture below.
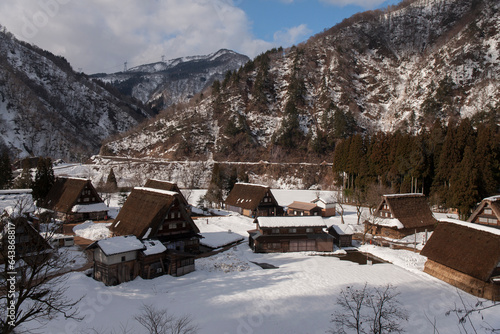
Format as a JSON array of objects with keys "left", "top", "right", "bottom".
[
  {"left": 144, "top": 179, "right": 189, "bottom": 207},
  {"left": 467, "top": 195, "right": 500, "bottom": 228},
  {"left": 225, "top": 183, "right": 283, "bottom": 217},
  {"left": 364, "top": 193, "right": 437, "bottom": 239},
  {"left": 88, "top": 236, "right": 195, "bottom": 285},
  {"left": 286, "top": 201, "right": 322, "bottom": 216},
  {"left": 420, "top": 219, "right": 500, "bottom": 301},
  {"left": 0, "top": 189, "right": 35, "bottom": 218},
  {"left": 248, "top": 216, "right": 334, "bottom": 253},
  {"left": 110, "top": 187, "right": 201, "bottom": 253},
  {"left": 40, "top": 177, "right": 108, "bottom": 223}
]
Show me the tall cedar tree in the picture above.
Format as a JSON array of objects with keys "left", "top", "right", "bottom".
[
  {"left": 449, "top": 146, "right": 480, "bottom": 219},
  {"left": 105, "top": 168, "right": 118, "bottom": 191},
  {"left": 0, "top": 151, "right": 13, "bottom": 189},
  {"left": 32, "top": 158, "right": 55, "bottom": 204}
]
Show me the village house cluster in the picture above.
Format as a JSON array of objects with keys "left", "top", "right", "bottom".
[{"left": 1, "top": 179, "right": 499, "bottom": 301}]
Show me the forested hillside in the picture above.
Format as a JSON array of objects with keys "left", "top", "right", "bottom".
[{"left": 333, "top": 117, "right": 500, "bottom": 217}]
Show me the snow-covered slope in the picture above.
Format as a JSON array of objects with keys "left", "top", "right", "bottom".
[
  {"left": 92, "top": 49, "right": 249, "bottom": 110},
  {"left": 102, "top": 0, "right": 500, "bottom": 163},
  {"left": 0, "top": 29, "right": 155, "bottom": 159}
]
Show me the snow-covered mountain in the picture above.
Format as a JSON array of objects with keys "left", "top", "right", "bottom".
[
  {"left": 92, "top": 49, "right": 250, "bottom": 110},
  {"left": 0, "top": 28, "right": 156, "bottom": 160},
  {"left": 102, "top": 0, "right": 499, "bottom": 163}
]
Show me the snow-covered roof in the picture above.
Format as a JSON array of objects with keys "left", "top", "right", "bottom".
[
  {"left": 257, "top": 216, "right": 326, "bottom": 228},
  {"left": 0, "top": 190, "right": 36, "bottom": 217},
  {"left": 369, "top": 218, "right": 405, "bottom": 229},
  {"left": 484, "top": 195, "right": 500, "bottom": 202},
  {"left": 383, "top": 193, "right": 424, "bottom": 198},
  {"left": 72, "top": 202, "right": 108, "bottom": 213},
  {"left": 312, "top": 197, "right": 336, "bottom": 205},
  {"left": 439, "top": 218, "right": 500, "bottom": 236},
  {"left": 0, "top": 189, "right": 32, "bottom": 195},
  {"left": 329, "top": 224, "right": 353, "bottom": 235},
  {"left": 96, "top": 235, "right": 145, "bottom": 256},
  {"left": 142, "top": 239, "right": 167, "bottom": 256},
  {"left": 134, "top": 187, "right": 178, "bottom": 196},
  {"left": 235, "top": 182, "right": 268, "bottom": 189}
]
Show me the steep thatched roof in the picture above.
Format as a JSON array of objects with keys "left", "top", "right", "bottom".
[
  {"left": 421, "top": 220, "right": 500, "bottom": 282},
  {"left": 467, "top": 195, "right": 500, "bottom": 223},
  {"left": 225, "top": 183, "right": 274, "bottom": 210},
  {"left": 144, "top": 179, "right": 188, "bottom": 205},
  {"left": 42, "top": 177, "right": 101, "bottom": 214},
  {"left": 375, "top": 193, "right": 437, "bottom": 229},
  {"left": 110, "top": 187, "right": 198, "bottom": 239}
]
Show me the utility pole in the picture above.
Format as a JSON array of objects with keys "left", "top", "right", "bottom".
[
  {"left": 161, "top": 55, "right": 165, "bottom": 62},
  {"left": 124, "top": 61, "right": 128, "bottom": 72}
]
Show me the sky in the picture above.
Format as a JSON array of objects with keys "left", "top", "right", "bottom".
[{"left": 0, "top": 0, "right": 401, "bottom": 74}]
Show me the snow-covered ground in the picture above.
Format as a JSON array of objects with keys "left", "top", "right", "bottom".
[{"left": 20, "top": 204, "right": 498, "bottom": 334}]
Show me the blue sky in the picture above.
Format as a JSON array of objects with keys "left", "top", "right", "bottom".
[{"left": 0, "top": 0, "right": 401, "bottom": 74}]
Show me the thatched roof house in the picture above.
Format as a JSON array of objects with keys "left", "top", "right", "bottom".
[
  {"left": 144, "top": 179, "right": 189, "bottom": 206},
  {"left": 225, "top": 183, "right": 283, "bottom": 217},
  {"left": 421, "top": 219, "right": 500, "bottom": 301},
  {"left": 41, "top": 177, "right": 108, "bottom": 223},
  {"left": 467, "top": 195, "right": 500, "bottom": 228},
  {"left": 110, "top": 187, "right": 201, "bottom": 253},
  {"left": 364, "top": 193, "right": 437, "bottom": 239}
]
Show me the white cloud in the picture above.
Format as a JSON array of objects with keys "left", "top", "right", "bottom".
[
  {"left": 319, "top": 0, "right": 387, "bottom": 9},
  {"left": 0, "top": 0, "right": 272, "bottom": 73},
  {"left": 273, "top": 24, "right": 312, "bottom": 47}
]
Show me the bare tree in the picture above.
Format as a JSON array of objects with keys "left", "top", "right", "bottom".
[
  {"left": 134, "top": 304, "right": 199, "bottom": 334},
  {"left": 330, "top": 283, "right": 408, "bottom": 334},
  {"left": 0, "top": 211, "right": 83, "bottom": 333},
  {"left": 336, "top": 188, "right": 346, "bottom": 224}
]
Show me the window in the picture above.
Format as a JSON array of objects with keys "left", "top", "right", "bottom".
[
  {"left": 271, "top": 228, "right": 279, "bottom": 234},
  {"left": 182, "top": 222, "right": 186, "bottom": 228},
  {"left": 484, "top": 208, "right": 493, "bottom": 215},
  {"left": 171, "top": 212, "right": 176, "bottom": 219},
  {"left": 306, "top": 228, "right": 313, "bottom": 233},
  {"left": 289, "top": 228, "right": 297, "bottom": 233},
  {"left": 169, "top": 223, "right": 177, "bottom": 229},
  {"left": 121, "top": 256, "right": 126, "bottom": 262}
]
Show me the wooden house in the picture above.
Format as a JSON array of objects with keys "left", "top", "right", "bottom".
[
  {"left": 420, "top": 220, "right": 500, "bottom": 301},
  {"left": 0, "top": 189, "right": 36, "bottom": 218},
  {"left": 144, "top": 179, "right": 189, "bottom": 207},
  {"left": 110, "top": 187, "right": 201, "bottom": 253},
  {"left": 0, "top": 216, "right": 53, "bottom": 268},
  {"left": 311, "top": 197, "right": 336, "bottom": 217},
  {"left": 225, "top": 183, "right": 283, "bottom": 218},
  {"left": 328, "top": 224, "right": 353, "bottom": 247},
  {"left": 364, "top": 193, "right": 437, "bottom": 239},
  {"left": 467, "top": 195, "right": 500, "bottom": 228},
  {"left": 248, "top": 216, "right": 333, "bottom": 253},
  {"left": 88, "top": 235, "right": 195, "bottom": 285},
  {"left": 286, "top": 201, "right": 322, "bottom": 216},
  {"left": 41, "top": 177, "right": 108, "bottom": 223}
]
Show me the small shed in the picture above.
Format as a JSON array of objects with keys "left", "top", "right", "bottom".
[
  {"left": 328, "top": 224, "right": 353, "bottom": 247},
  {"left": 311, "top": 197, "right": 336, "bottom": 217},
  {"left": 421, "top": 219, "right": 500, "bottom": 301}
]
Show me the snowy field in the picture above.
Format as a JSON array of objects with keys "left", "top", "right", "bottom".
[{"left": 21, "top": 206, "right": 498, "bottom": 334}]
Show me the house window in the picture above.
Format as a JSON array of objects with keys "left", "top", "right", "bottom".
[
  {"left": 171, "top": 212, "right": 176, "bottom": 219},
  {"left": 289, "top": 228, "right": 297, "bottom": 233},
  {"left": 156, "top": 268, "right": 163, "bottom": 273},
  {"left": 178, "top": 212, "right": 182, "bottom": 218},
  {"left": 182, "top": 222, "right": 186, "bottom": 228},
  {"left": 306, "top": 228, "right": 313, "bottom": 233},
  {"left": 121, "top": 256, "right": 126, "bottom": 262},
  {"left": 169, "top": 223, "right": 177, "bottom": 229},
  {"left": 271, "top": 228, "right": 279, "bottom": 234},
  {"left": 484, "top": 208, "right": 492, "bottom": 215},
  {"left": 83, "top": 198, "right": 89, "bottom": 202}
]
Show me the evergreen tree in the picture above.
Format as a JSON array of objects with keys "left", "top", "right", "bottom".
[
  {"left": 105, "top": 168, "right": 118, "bottom": 191},
  {"left": 32, "top": 157, "right": 55, "bottom": 204},
  {"left": 204, "top": 164, "right": 224, "bottom": 208},
  {"left": 13, "top": 160, "right": 32, "bottom": 189},
  {"left": 0, "top": 151, "right": 12, "bottom": 189},
  {"left": 449, "top": 146, "right": 480, "bottom": 219}
]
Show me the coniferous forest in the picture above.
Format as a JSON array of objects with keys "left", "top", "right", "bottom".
[{"left": 332, "top": 114, "right": 500, "bottom": 219}]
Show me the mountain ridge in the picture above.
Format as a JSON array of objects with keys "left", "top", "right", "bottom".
[{"left": 101, "top": 0, "right": 499, "bottom": 163}]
